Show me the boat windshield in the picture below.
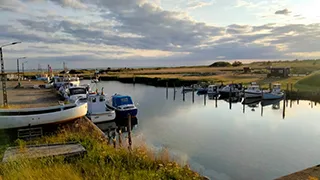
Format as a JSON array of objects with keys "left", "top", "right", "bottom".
[
  {"left": 70, "top": 88, "right": 86, "bottom": 95},
  {"left": 113, "top": 96, "right": 133, "bottom": 107}
]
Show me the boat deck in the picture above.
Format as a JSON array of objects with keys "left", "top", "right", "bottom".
[{"left": 2, "top": 143, "right": 86, "bottom": 162}]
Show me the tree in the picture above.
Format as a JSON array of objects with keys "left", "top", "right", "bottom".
[
  {"left": 209, "top": 61, "right": 231, "bottom": 67},
  {"left": 232, "top": 61, "right": 243, "bottom": 67}
]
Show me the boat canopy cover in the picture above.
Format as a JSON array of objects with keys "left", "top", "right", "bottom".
[{"left": 112, "top": 95, "right": 133, "bottom": 107}]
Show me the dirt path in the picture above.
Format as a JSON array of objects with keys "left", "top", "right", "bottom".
[{"left": 0, "top": 81, "right": 59, "bottom": 108}]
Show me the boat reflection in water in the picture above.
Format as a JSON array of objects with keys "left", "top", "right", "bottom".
[
  {"left": 95, "top": 117, "right": 138, "bottom": 134},
  {"left": 261, "top": 98, "right": 282, "bottom": 110}
]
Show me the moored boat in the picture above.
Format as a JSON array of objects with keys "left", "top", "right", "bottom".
[
  {"left": 219, "top": 84, "right": 243, "bottom": 98},
  {"left": 65, "top": 86, "right": 89, "bottom": 102},
  {"left": 244, "top": 82, "right": 262, "bottom": 98},
  {"left": 0, "top": 100, "right": 87, "bottom": 130},
  {"left": 262, "top": 84, "right": 284, "bottom": 100},
  {"left": 87, "top": 93, "right": 116, "bottom": 123},
  {"left": 106, "top": 94, "right": 138, "bottom": 119}
]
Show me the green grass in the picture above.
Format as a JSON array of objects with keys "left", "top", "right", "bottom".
[
  {"left": 295, "top": 72, "right": 320, "bottom": 91},
  {"left": 0, "top": 121, "right": 202, "bottom": 180}
]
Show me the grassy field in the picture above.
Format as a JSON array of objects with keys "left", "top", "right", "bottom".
[
  {"left": 295, "top": 71, "right": 320, "bottom": 91},
  {"left": 0, "top": 120, "right": 203, "bottom": 180}
]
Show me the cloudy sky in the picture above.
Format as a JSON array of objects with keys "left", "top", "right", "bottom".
[{"left": 0, "top": 0, "right": 320, "bottom": 69}]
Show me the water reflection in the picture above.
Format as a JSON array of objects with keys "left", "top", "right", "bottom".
[{"left": 81, "top": 80, "right": 320, "bottom": 180}]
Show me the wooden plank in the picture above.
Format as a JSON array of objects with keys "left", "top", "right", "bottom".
[{"left": 2, "top": 143, "right": 86, "bottom": 162}]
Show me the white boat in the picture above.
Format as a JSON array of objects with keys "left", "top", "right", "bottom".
[
  {"left": 52, "top": 76, "right": 80, "bottom": 89},
  {"left": 0, "top": 100, "right": 87, "bottom": 130},
  {"left": 262, "top": 84, "right": 284, "bottom": 100},
  {"left": 87, "top": 93, "right": 116, "bottom": 123},
  {"left": 219, "top": 84, "right": 243, "bottom": 98},
  {"left": 182, "top": 84, "right": 201, "bottom": 92},
  {"left": 244, "top": 82, "right": 262, "bottom": 98},
  {"left": 207, "top": 85, "right": 221, "bottom": 96},
  {"left": 65, "top": 86, "right": 89, "bottom": 102}
]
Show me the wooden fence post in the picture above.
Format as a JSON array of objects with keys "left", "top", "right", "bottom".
[{"left": 127, "top": 114, "right": 132, "bottom": 151}]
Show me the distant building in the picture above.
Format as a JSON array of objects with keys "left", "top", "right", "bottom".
[
  {"left": 267, "top": 67, "right": 290, "bottom": 77},
  {"left": 243, "top": 67, "right": 251, "bottom": 73}
]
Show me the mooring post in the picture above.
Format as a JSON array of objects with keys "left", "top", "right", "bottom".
[
  {"left": 269, "top": 83, "right": 272, "bottom": 92},
  {"left": 215, "top": 95, "right": 218, "bottom": 108},
  {"left": 173, "top": 83, "right": 176, "bottom": 101},
  {"left": 127, "top": 114, "right": 132, "bottom": 151},
  {"left": 166, "top": 82, "right": 168, "bottom": 99},
  {"left": 112, "top": 131, "right": 116, "bottom": 148},
  {"left": 297, "top": 89, "right": 300, "bottom": 105},
  {"left": 118, "top": 128, "right": 122, "bottom": 147},
  {"left": 311, "top": 101, "right": 314, "bottom": 108},
  {"left": 290, "top": 83, "right": 293, "bottom": 96},
  {"left": 192, "top": 86, "right": 195, "bottom": 103},
  {"left": 229, "top": 86, "right": 232, "bottom": 109},
  {"left": 283, "top": 93, "right": 286, "bottom": 119},
  {"left": 133, "top": 76, "right": 135, "bottom": 86},
  {"left": 261, "top": 103, "right": 264, "bottom": 117},
  {"left": 183, "top": 86, "right": 185, "bottom": 102},
  {"left": 204, "top": 93, "right": 207, "bottom": 106},
  {"left": 286, "top": 84, "right": 289, "bottom": 95}
]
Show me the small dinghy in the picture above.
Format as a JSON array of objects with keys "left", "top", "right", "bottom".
[
  {"left": 87, "top": 92, "right": 116, "bottom": 123},
  {"left": 106, "top": 94, "right": 138, "bottom": 119},
  {"left": 0, "top": 100, "right": 87, "bottom": 130}
]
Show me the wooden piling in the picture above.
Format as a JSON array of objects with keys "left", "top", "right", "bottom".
[
  {"left": 192, "top": 86, "right": 195, "bottom": 103},
  {"left": 127, "top": 114, "right": 132, "bottom": 151},
  {"left": 290, "top": 83, "right": 293, "bottom": 96},
  {"left": 173, "top": 83, "right": 176, "bottom": 101},
  {"left": 183, "top": 87, "right": 185, "bottom": 102},
  {"left": 118, "top": 128, "right": 122, "bottom": 147},
  {"left": 297, "top": 89, "right": 300, "bottom": 105},
  {"left": 215, "top": 96, "right": 218, "bottom": 108},
  {"left": 204, "top": 93, "right": 207, "bottom": 106},
  {"left": 229, "top": 87, "right": 232, "bottom": 110},
  {"left": 282, "top": 93, "right": 286, "bottom": 119},
  {"left": 269, "top": 83, "right": 272, "bottom": 92},
  {"left": 261, "top": 103, "right": 264, "bottom": 117},
  {"left": 112, "top": 131, "right": 116, "bottom": 148},
  {"left": 133, "top": 76, "right": 135, "bottom": 86},
  {"left": 166, "top": 82, "right": 168, "bottom": 99}
]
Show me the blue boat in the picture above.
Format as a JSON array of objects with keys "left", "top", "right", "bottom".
[
  {"left": 262, "top": 84, "right": 284, "bottom": 100},
  {"left": 197, "top": 88, "right": 208, "bottom": 95},
  {"left": 106, "top": 94, "right": 138, "bottom": 119}
]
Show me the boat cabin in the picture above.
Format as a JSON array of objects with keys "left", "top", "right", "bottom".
[
  {"left": 272, "top": 84, "right": 281, "bottom": 93},
  {"left": 68, "top": 87, "right": 87, "bottom": 96},
  {"left": 88, "top": 94, "right": 108, "bottom": 114},
  {"left": 112, "top": 95, "right": 134, "bottom": 107}
]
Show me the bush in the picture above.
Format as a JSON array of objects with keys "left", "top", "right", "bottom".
[
  {"left": 209, "top": 61, "right": 231, "bottom": 67},
  {"left": 232, "top": 61, "right": 243, "bottom": 67}
]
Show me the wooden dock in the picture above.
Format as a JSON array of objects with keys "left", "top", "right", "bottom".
[{"left": 2, "top": 142, "right": 86, "bottom": 162}]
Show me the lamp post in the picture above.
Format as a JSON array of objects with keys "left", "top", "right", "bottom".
[
  {"left": 0, "top": 42, "right": 21, "bottom": 107},
  {"left": 22, "top": 61, "right": 28, "bottom": 79},
  {"left": 17, "top": 57, "right": 26, "bottom": 85}
]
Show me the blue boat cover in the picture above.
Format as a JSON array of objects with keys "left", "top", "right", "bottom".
[{"left": 112, "top": 95, "right": 133, "bottom": 107}]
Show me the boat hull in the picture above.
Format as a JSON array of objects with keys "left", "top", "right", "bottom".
[
  {"left": 219, "top": 91, "right": 239, "bottom": 98},
  {"left": 244, "top": 91, "right": 262, "bottom": 98},
  {"left": 262, "top": 93, "right": 284, "bottom": 100},
  {"left": 115, "top": 108, "right": 138, "bottom": 119},
  {"left": 87, "top": 111, "right": 116, "bottom": 123},
  {"left": 0, "top": 103, "right": 88, "bottom": 130}
]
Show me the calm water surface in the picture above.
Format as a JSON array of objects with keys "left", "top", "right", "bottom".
[{"left": 83, "top": 80, "right": 320, "bottom": 180}]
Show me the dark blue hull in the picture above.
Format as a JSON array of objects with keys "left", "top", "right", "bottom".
[{"left": 115, "top": 108, "right": 138, "bottom": 119}]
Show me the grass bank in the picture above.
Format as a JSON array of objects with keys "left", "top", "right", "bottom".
[
  {"left": 295, "top": 72, "right": 320, "bottom": 92},
  {"left": 0, "top": 120, "right": 204, "bottom": 180}
]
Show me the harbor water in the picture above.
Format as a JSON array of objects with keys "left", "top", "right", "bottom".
[{"left": 83, "top": 80, "right": 320, "bottom": 180}]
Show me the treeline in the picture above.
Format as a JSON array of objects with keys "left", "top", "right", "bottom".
[{"left": 209, "top": 61, "right": 243, "bottom": 67}]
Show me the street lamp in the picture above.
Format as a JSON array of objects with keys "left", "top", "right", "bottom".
[
  {"left": 22, "top": 61, "right": 28, "bottom": 78},
  {"left": 0, "top": 42, "right": 22, "bottom": 107},
  {"left": 17, "top": 57, "right": 26, "bottom": 85}
]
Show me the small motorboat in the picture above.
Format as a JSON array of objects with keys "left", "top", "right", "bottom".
[
  {"left": 197, "top": 87, "right": 208, "bottom": 95},
  {"left": 207, "top": 84, "right": 221, "bottom": 97},
  {"left": 244, "top": 82, "right": 262, "bottom": 98},
  {"left": 106, "top": 94, "right": 138, "bottom": 119},
  {"left": 0, "top": 100, "right": 88, "bottom": 130},
  {"left": 262, "top": 84, "right": 284, "bottom": 100},
  {"left": 87, "top": 92, "right": 116, "bottom": 123},
  {"left": 219, "top": 83, "right": 243, "bottom": 98}
]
